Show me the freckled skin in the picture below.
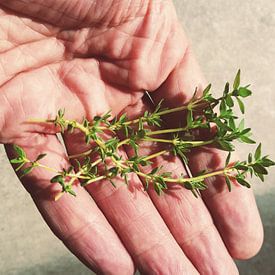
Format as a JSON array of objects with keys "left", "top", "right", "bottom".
[{"left": 0, "top": 1, "right": 263, "bottom": 274}]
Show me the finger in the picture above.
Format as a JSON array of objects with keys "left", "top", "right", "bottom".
[
  {"left": 188, "top": 148, "right": 263, "bottom": 259},
  {"left": 63, "top": 130, "right": 199, "bottom": 274},
  {"left": 5, "top": 134, "right": 135, "bottom": 274},
  {"left": 152, "top": 46, "right": 263, "bottom": 259},
  {"left": 121, "top": 99, "right": 238, "bottom": 274}
]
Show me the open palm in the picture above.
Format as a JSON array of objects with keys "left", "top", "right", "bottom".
[{"left": 0, "top": 1, "right": 263, "bottom": 274}]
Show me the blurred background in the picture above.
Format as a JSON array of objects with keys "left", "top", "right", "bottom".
[{"left": 0, "top": 0, "right": 274, "bottom": 274}]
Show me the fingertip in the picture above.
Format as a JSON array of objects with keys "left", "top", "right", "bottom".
[{"left": 228, "top": 218, "right": 264, "bottom": 260}]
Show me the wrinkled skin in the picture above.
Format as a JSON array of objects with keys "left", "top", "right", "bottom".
[{"left": 0, "top": 1, "right": 263, "bottom": 274}]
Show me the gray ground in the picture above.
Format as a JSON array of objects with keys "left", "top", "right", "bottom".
[{"left": 1, "top": 0, "right": 274, "bottom": 274}]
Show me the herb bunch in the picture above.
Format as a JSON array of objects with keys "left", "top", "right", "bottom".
[{"left": 11, "top": 71, "right": 275, "bottom": 199}]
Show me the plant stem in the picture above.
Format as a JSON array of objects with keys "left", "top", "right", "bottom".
[
  {"left": 82, "top": 175, "right": 107, "bottom": 186},
  {"left": 146, "top": 127, "right": 188, "bottom": 136},
  {"left": 36, "top": 163, "right": 60, "bottom": 173},
  {"left": 143, "top": 150, "right": 168, "bottom": 161},
  {"left": 117, "top": 138, "right": 131, "bottom": 148}
]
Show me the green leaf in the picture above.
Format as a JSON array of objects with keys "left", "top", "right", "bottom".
[
  {"left": 236, "top": 177, "right": 251, "bottom": 188},
  {"left": 225, "top": 95, "right": 234, "bottom": 107},
  {"left": 236, "top": 97, "right": 245, "bottom": 114},
  {"left": 261, "top": 157, "right": 275, "bottom": 167},
  {"left": 36, "top": 154, "right": 47, "bottom": 162},
  {"left": 67, "top": 189, "right": 77, "bottom": 197},
  {"left": 248, "top": 153, "right": 253, "bottom": 163},
  {"left": 138, "top": 117, "right": 143, "bottom": 131},
  {"left": 10, "top": 158, "right": 24, "bottom": 164},
  {"left": 252, "top": 163, "right": 268, "bottom": 175},
  {"left": 20, "top": 166, "right": 34, "bottom": 178},
  {"left": 50, "top": 175, "right": 64, "bottom": 184},
  {"left": 215, "top": 119, "right": 232, "bottom": 132},
  {"left": 223, "top": 82, "right": 230, "bottom": 96},
  {"left": 228, "top": 117, "right": 236, "bottom": 130},
  {"left": 129, "top": 140, "right": 138, "bottom": 155},
  {"left": 238, "top": 119, "right": 245, "bottom": 131},
  {"left": 13, "top": 145, "right": 26, "bottom": 158},
  {"left": 184, "top": 182, "right": 193, "bottom": 190},
  {"left": 238, "top": 87, "right": 252, "bottom": 98},
  {"left": 257, "top": 173, "right": 265, "bottom": 182},
  {"left": 150, "top": 167, "right": 159, "bottom": 175},
  {"left": 254, "top": 143, "right": 262, "bottom": 160},
  {"left": 124, "top": 125, "right": 129, "bottom": 137},
  {"left": 153, "top": 182, "right": 162, "bottom": 196},
  {"left": 225, "top": 175, "right": 232, "bottom": 192},
  {"left": 239, "top": 136, "right": 256, "bottom": 144},
  {"left": 216, "top": 140, "right": 234, "bottom": 151},
  {"left": 203, "top": 83, "right": 212, "bottom": 96},
  {"left": 219, "top": 99, "right": 227, "bottom": 113},
  {"left": 109, "top": 179, "right": 117, "bottom": 188},
  {"left": 233, "top": 69, "right": 241, "bottom": 90},
  {"left": 235, "top": 164, "right": 249, "bottom": 171},
  {"left": 144, "top": 178, "right": 150, "bottom": 191},
  {"left": 225, "top": 152, "right": 231, "bottom": 166}
]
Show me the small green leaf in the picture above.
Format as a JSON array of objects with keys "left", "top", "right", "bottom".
[
  {"left": 238, "top": 119, "right": 245, "bottom": 131},
  {"left": 238, "top": 87, "right": 252, "bottom": 98},
  {"left": 20, "top": 166, "right": 34, "bottom": 178},
  {"left": 248, "top": 153, "right": 253, "bottom": 163},
  {"left": 233, "top": 69, "right": 241, "bottom": 90},
  {"left": 58, "top": 108, "right": 65, "bottom": 118},
  {"left": 257, "top": 173, "right": 265, "bottom": 182},
  {"left": 261, "top": 157, "right": 275, "bottom": 167},
  {"left": 236, "top": 97, "right": 245, "bottom": 114},
  {"left": 36, "top": 154, "right": 47, "bottom": 162},
  {"left": 225, "top": 176, "right": 232, "bottom": 192},
  {"left": 10, "top": 158, "right": 24, "bottom": 164},
  {"left": 150, "top": 167, "right": 159, "bottom": 175},
  {"left": 225, "top": 95, "right": 234, "bottom": 107},
  {"left": 203, "top": 83, "right": 212, "bottom": 96},
  {"left": 138, "top": 117, "right": 143, "bottom": 131},
  {"left": 184, "top": 182, "right": 193, "bottom": 190},
  {"left": 67, "top": 189, "right": 77, "bottom": 197},
  {"left": 13, "top": 145, "right": 26, "bottom": 158},
  {"left": 219, "top": 99, "right": 227, "bottom": 113},
  {"left": 236, "top": 177, "right": 251, "bottom": 188},
  {"left": 239, "top": 136, "right": 256, "bottom": 144},
  {"left": 254, "top": 143, "right": 262, "bottom": 160},
  {"left": 225, "top": 152, "right": 231, "bottom": 166},
  {"left": 217, "top": 140, "right": 234, "bottom": 151},
  {"left": 109, "top": 179, "right": 117, "bottom": 188},
  {"left": 153, "top": 182, "right": 162, "bottom": 196},
  {"left": 223, "top": 82, "right": 230, "bottom": 96},
  {"left": 252, "top": 163, "right": 268, "bottom": 175},
  {"left": 144, "top": 178, "right": 150, "bottom": 191},
  {"left": 50, "top": 175, "right": 64, "bottom": 184},
  {"left": 228, "top": 117, "right": 236, "bottom": 130}
]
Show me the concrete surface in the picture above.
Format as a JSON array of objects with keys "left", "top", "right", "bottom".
[{"left": 1, "top": 0, "right": 275, "bottom": 274}]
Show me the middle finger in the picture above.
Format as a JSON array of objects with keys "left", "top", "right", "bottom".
[{"left": 63, "top": 130, "right": 198, "bottom": 274}]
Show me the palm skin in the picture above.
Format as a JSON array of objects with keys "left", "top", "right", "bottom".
[{"left": 0, "top": 1, "right": 263, "bottom": 274}]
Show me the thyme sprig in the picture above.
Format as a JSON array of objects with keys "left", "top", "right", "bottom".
[{"left": 12, "top": 71, "right": 274, "bottom": 200}]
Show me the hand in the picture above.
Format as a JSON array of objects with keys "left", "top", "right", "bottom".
[{"left": 0, "top": 1, "right": 263, "bottom": 274}]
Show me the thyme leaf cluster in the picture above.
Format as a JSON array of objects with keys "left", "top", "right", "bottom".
[{"left": 11, "top": 71, "right": 275, "bottom": 200}]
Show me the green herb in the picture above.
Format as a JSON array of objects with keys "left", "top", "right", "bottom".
[{"left": 12, "top": 71, "right": 274, "bottom": 200}]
